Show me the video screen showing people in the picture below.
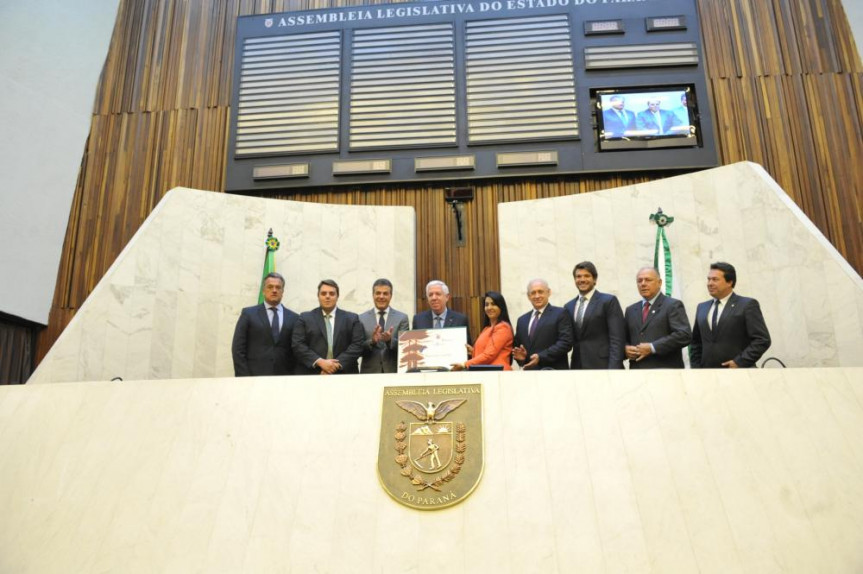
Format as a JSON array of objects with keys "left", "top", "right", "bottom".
[{"left": 598, "top": 89, "right": 694, "bottom": 140}]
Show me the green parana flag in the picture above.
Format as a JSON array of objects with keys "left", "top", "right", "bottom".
[
  {"left": 258, "top": 229, "right": 280, "bottom": 304},
  {"left": 649, "top": 209, "right": 674, "bottom": 296}
]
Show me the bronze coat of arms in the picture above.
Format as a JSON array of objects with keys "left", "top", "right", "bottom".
[{"left": 378, "top": 384, "right": 483, "bottom": 510}]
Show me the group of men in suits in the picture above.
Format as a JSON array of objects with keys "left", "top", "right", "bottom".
[
  {"left": 231, "top": 275, "right": 468, "bottom": 376},
  {"left": 621, "top": 263, "right": 771, "bottom": 369},
  {"left": 232, "top": 273, "right": 367, "bottom": 376},
  {"left": 232, "top": 260, "right": 771, "bottom": 376},
  {"left": 602, "top": 95, "right": 686, "bottom": 138},
  {"left": 511, "top": 261, "right": 770, "bottom": 371}
]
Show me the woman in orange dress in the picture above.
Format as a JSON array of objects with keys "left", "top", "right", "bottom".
[{"left": 451, "top": 291, "right": 513, "bottom": 370}]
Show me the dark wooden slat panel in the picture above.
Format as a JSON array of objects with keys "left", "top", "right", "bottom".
[{"left": 0, "top": 317, "right": 36, "bottom": 384}]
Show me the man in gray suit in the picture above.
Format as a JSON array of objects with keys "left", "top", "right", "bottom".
[
  {"left": 624, "top": 267, "right": 691, "bottom": 369},
  {"left": 291, "top": 279, "right": 365, "bottom": 375},
  {"left": 231, "top": 272, "right": 298, "bottom": 376},
  {"left": 563, "top": 261, "right": 625, "bottom": 369},
  {"left": 690, "top": 262, "right": 771, "bottom": 368},
  {"left": 359, "top": 278, "right": 410, "bottom": 374}
]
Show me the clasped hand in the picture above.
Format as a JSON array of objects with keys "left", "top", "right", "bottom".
[{"left": 624, "top": 343, "right": 653, "bottom": 362}]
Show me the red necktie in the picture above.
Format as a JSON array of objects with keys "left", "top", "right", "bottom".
[{"left": 642, "top": 301, "right": 650, "bottom": 323}]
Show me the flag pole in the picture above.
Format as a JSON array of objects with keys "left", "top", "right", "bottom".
[{"left": 258, "top": 228, "right": 280, "bottom": 304}]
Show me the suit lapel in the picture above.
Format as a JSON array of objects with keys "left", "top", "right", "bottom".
[
  {"left": 257, "top": 305, "right": 278, "bottom": 342},
  {"left": 643, "top": 294, "right": 663, "bottom": 328},
  {"left": 529, "top": 310, "right": 543, "bottom": 341},
  {"left": 698, "top": 301, "right": 714, "bottom": 341},
  {"left": 256, "top": 305, "right": 270, "bottom": 331},
  {"left": 384, "top": 311, "right": 398, "bottom": 334},
  {"left": 313, "top": 308, "right": 327, "bottom": 340},
  {"left": 332, "top": 311, "right": 345, "bottom": 350},
  {"left": 380, "top": 312, "right": 397, "bottom": 352},
  {"left": 580, "top": 295, "right": 600, "bottom": 333},
  {"left": 715, "top": 293, "right": 739, "bottom": 334}
]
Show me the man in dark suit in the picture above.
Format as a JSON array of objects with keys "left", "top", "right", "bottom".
[
  {"left": 513, "top": 278, "right": 573, "bottom": 370},
  {"left": 690, "top": 262, "right": 771, "bottom": 368},
  {"left": 635, "top": 98, "right": 684, "bottom": 135},
  {"left": 412, "top": 280, "right": 470, "bottom": 341},
  {"left": 231, "top": 272, "right": 299, "bottom": 376},
  {"left": 291, "top": 279, "right": 365, "bottom": 375},
  {"left": 563, "top": 261, "right": 625, "bottom": 369},
  {"left": 359, "top": 278, "right": 410, "bottom": 374},
  {"left": 624, "top": 267, "right": 691, "bottom": 369},
  {"left": 602, "top": 95, "right": 637, "bottom": 138}
]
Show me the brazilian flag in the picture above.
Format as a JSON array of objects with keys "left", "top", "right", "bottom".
[{"left": 258, "top": 230, "right": 280, "bottom": 304}]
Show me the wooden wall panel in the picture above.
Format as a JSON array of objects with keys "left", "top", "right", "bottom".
[
  {"left": 0, "top": 316, "right": 36, "bottom": 384},
  {"left": 35, "top": 0, "right": 863, "bottom": 365}
]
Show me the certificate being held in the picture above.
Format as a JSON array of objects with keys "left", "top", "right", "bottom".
[{"left": 398, "top": 328, "right": 468, "bottom": 373}]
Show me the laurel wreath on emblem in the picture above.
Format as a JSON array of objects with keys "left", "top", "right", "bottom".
[
  {"left": 266, "top": 236, "right": 280, "bottom": 251},
  {"left": 394, "top": 421, "right": 466, "bottom": 492}
]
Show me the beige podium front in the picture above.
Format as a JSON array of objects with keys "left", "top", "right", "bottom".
[{"left": 1, "top": 369, "right": 861, "bottom": 573}]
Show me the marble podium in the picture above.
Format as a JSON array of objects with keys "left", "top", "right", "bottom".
[{"left": 2, "top": 370, "right": 862, "bottom": 572}]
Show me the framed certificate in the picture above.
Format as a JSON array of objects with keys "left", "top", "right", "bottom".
[{"left": 398, "top": 328, "right": 468, "bottom": 373}]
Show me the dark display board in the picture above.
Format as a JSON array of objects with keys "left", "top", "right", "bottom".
[{"left": 226, "top": 0, "right": 717, "bottom": 192}]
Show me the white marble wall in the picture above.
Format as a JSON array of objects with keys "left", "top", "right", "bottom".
[
  {"left": 30, "top": 188, "right": 416, "bottom": 383},
  {"left": 2, "top": 369, "right": 862, "bottom": 573},
  {"left": 499, "top": 161, "right": 863, "bottom": 367}
]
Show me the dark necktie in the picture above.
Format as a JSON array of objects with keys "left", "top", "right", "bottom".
[
  {"left": 642, "top": 301, "right": 650, "bottom": 323},
  {"left": 378, "top": 311, "right": 387, "bottom": 359},
  {"left": 270, "top": 306, "right": 280, "bottom": 341},
  {"left": 528, "top": 310, "right": 540, "bottom": 338},
  {"left": 575, "top": 296, "right": 586, "bottom": 329},
  {"left": 711, "top": 299, "right": 720, "bottom": 330}
]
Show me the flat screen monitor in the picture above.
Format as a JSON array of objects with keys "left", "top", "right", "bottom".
[{"left": 594, "top": 85, "right": 701, "bottom": 151}]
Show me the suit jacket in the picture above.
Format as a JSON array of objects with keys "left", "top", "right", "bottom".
[
  {"left": 231, "top": 303, "right": 299, "bottom": 376},
  {"left": 513, "top": 304, "right": 573, "bottom": 370},
  {"left": 359, "top": 307, "right": 410, "bottom": 374},
  {"left": 291, "top": 307, "right": 365, "bottom": 375},
  {"left": 412, "top": 309, "right": 471, "bottom": 343},
  {"left": 636, "top": 109, "right": 682, "bottom": 134},
  {"left": 564, "top": 291, "right": 626, "bottom": 369},
  {"left": 465, "top": 322, "right": 513, "bottom": 370},
  {"left": 690, "top": 293, "right": 771, "bottom": 368},
  {"left": 602, "top": 108, "right": 637, "bottom": 137},
  {"left": 624, "top": 293, "right": 692, "bottom": 369}
]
